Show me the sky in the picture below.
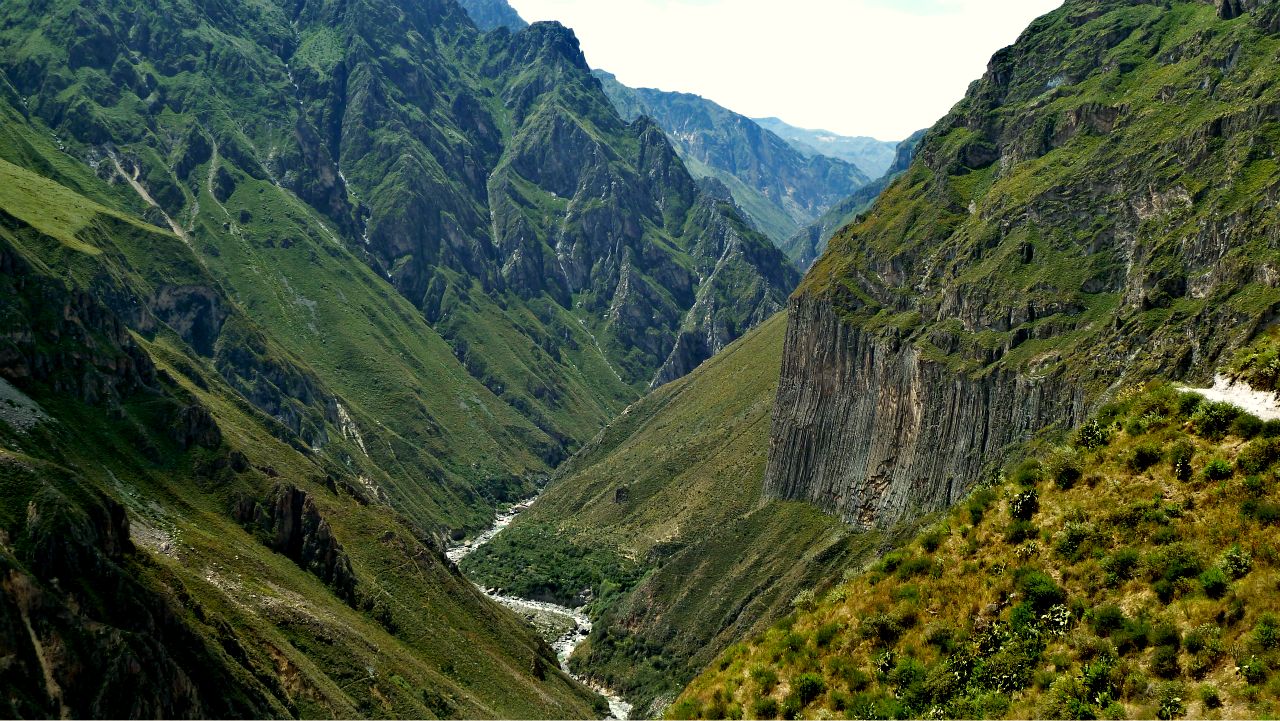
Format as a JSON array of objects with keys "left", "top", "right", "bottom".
[{"left": 505, "top": 0, "right": 1064, "bottom": 141}]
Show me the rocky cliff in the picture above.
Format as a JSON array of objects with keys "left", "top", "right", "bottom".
[{"left": 766, "top": 0, "right": 1280, "bottom": 529}]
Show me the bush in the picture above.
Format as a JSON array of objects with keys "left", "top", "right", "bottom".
[
  {"left": 1046, "top": 448, "right": 1084, "bottom": 490},
  {"left": 1054, "top": 521, "right": 1097, "bottom": 562},
  {"left": 1131, "top": 442, "right": 1164, "bottom": 471},
  {"left": 1017, "top": 568, "right": 1067, "bottom": 612},
  {"left": 1238, "top": 438, "right": 1280, "bottom": 474},
  {"left": 1154, "top": 681, "right": 1185, "bottom": 720},
  {"left": 1010, "top": 488, "right": 1040, "bottom": 521},
  {"left": 1254, "top": 614, "right": 1279, "bottom": 651},
  {"left": 1233, "top": 413, "right": 1264, "bottom": 439},
  {"left": 1075, "top": 420, "right": 1111, "bottom": 449},
  {"left": 920, "top": 527, "right": 947, "bottom": 553},
  {"left": 1177, "top": 392, "right": 1203, "bottom": 417},
  {"left": 815, "top": 622, "right": 840, "bottom": 649},
  {"left": 1220, "top": 544, "right": 1253, "bottom": 579},
  {"left": 1198, "top": 684, "right": 1222, "bottom": 709},
  {"left": 751, "top": 697, "right": 779, "bottom": 719},
  {"left": 967, "top": 488, "right": 999, "bottom": 527},
  {"left": 1169, "top": 440, "right": 1194, "bottom": 483},
  {"left": 752, "top": 666, "right": 778, "bottom": 693},
  {"left": 1005, "top": 520, "right": 1039, "bottom": 544},
  {"left": 1198, "top": 567, "right": 1229, "bottom": 599},
  {"left": 1152, "top": 623, "right": 1181, "bottom": 650},
  {"left": 1263, "top": 419, "right": 1280, "bottom": 438},
  {"left": 1183, "top": 624, "right": 1221, "bottom": 656},
  {"left": 1239, "top": 655, "right": 1268, "bottom": 685},
  {"left": 1012, "top": 460, "right": 1044, "bottom": 487},
  {"left": 1242, "top": 473, "right": 1268, "bottom": 498},
  {"left": 791, "top": 589, "right": 817, "bottom": 612},
  {"left": 1152, "top": 645, "right": 1180, "bottom": 679},
  {"left": 861, "top": 614, "right": 904, "bottom": 647},
  {"left": 1242, "top": 497, "right": 1280, "bottom": 524},
  {"left": 1091, "top": 605, "right": 1127, "bottom": 636},
  {"left": 792, "top": 672, "right": 825, "bottom": 705},
  {"left": 1102, "top": 548, "right": 1141, "bottom": 585},
  {"left": 1203, "top": 458, "right": 1233, "bottom": 481},
  {"left": 1192, "top": 401, "right": 1242, "bottom": 440}
]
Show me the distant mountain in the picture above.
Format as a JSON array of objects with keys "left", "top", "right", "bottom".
[
  {"left": 594, "top": 70, "right": 870, "bottom": 245},
  {"left": 781, "top": 129, "right": 926, "bottom": 269},
  {"left": 754, "top": 116, "right": 899, "bottom": 178},
  {"left": 459, "top": 0, "right": 528, "bottom": 31}
]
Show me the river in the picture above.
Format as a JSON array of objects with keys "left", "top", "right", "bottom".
[{"left": 447, "top": 498, "right": 634, "bottom": 720}]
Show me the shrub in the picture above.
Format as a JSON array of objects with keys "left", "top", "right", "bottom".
[
  {"left": 1177, "top": 392, "right": 1203, "bottom": 417},
  {"left": 1242, "top": 497, "right": 1280, "bottom": 524},
  {"left": 1131, "top": 442, "right": 1164, "bottom": 471},
  {"left": 1046, "top": 448, "right": 1084, "bottom": 490},
  {"left": 1233, "top": 413, "right": 1264, "bottom": 439},
  {"left": 1054, "top": 521, "right": 1097, "bottom": 562},
  {"left": 1092, "top": 605, "right": 1127, "bottom": 636},
  {"left": 1152, "top": 646, "right": 1181, "bottom": 680},
  {"left": 1254, "top": 614, "right": 1280, "bottom": 651},
  {"left": 751, "top": 666, "right": 779, "bottom": 693},
  {"left": 1198, "top": 567, "right": 1229, "bottom": 599},
  {"left": 1152, "top": 623, "right": 1181, "bottom": 650},
  {"left": 920, "top": 527, "right": 947, "bottom": 553},
  {"left": 1169, "top": 440, "right": 1194, "bottom": 483},
  {"left": 792, "top": 672, "right": 825, "bottom": 705},
  {"left": 1005, "top": 520, "right": 1038, "bottom": 544},
  {"left": 791, "top": 589, "right": 817, "bottom": 612},
  {"left": 925, "top": 623, "right": 956, "bottom": 653},
  {"left": 815, "top": 622, "right": 840, "bottom": 648},
  {"left": 751, "top": 697, "right": 779, "bottom": 719},
  {"left": 1237, "top": 438, "right": 1280, "bottom": 474},
  {"left": 1192, "top": 401, "right": 1242, "bottom": 439},
  {"left": 1017, "top": 568, "right": 1067, "bottom": 612},
  {"left": 1012, "top": 460, "right": 1044, "bottom": 487},
  {"left": 1102, "top": 548, "right": 1141, "bottom": 585},
  {"left": 1184, "top": 624, "right": 1222, "bottom": 657},
  {"left": 1242, "top": 473, "right": 1268, "bottom": 498},
  {"left": 967, "top": 488, "right": 999, "bottom": 527},
  {"left": 1154, "top": 681, "right": 1185, "bottom": 720},
  {"left": 1010, "top": 488, "right": 1040, "bottom": 521},
  {"left": 1239, "top": 655, "right": 1268, "bottom": 685},
  {"left": 1263, "top": 419, "right": 1280, "bottom": 438},
  {"left": 1220, "top": 544, "right": 1253, "bottom": 579},
  {"left": 1198, "top": 684, "right": 1222, "bottom": 709},
  {"left": 1203, "top": 458, "right": 1233, "bottom": 481},
  {"left": 861, "top": 614, "right": 904, "bottom": 647},
  {"left": 1075, "top": 419, "right": 1111, "bottom": 449}
]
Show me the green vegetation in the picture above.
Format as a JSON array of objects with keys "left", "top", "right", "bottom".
[
  {"left": 465, "top": 316, "right": 912, "bottom": 717},
  {"left": 675, "top": 383, "right": 1280, "bottom": 719}
]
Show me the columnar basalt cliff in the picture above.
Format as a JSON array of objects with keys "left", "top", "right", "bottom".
[{"left": 765, "top": 0, "right": 1280, "bottom": 528}]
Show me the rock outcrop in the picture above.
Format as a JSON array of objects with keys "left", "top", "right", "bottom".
[
  {"left": 765, "top": 298, "right": 1085, "bottom": 528},
  {"left": 766, "top": 0, "right": 1280, "bottom": 529}
]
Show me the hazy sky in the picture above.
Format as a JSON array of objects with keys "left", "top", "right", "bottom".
[{"left": 505, "top": 0, "right": 1064, "bottom": 141}]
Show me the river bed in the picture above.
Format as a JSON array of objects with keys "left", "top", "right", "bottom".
[{"left": 448, "top": 498, "right": 633, "bottom": 720}]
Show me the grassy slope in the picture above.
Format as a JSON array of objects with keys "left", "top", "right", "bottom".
[
  {"left": 465, "top": 315, "right": 917, "bottom": 715},
  {"left": 0, "top": 132, "right": 603, "bottom": 718},
  {"left": 677, "top": 384, "right": 1280, "bottom": 720}
]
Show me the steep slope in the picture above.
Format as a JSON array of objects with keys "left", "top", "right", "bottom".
[
  {"left": 753, "top": 116, "right": 898, "bottom": 179},
  {"left": 679, "top": 384, "right": 1280, "bottom": 720},
  {"left": 766, "top": 0, "right": 1280, "bottom": 531},
  {"left": 0, "top": 157, "right": 603, "bottom": 718},
  {"left": 463, "top": 315, "right": 911, "bottom": 717},
  {"left": 782, "top": 130, "right": 926, "bottom": 269},
  {"left": 459, "top": 0, "right": 528, "bottom": 31},
  {"left": 0, "top": 0, "right": 798, "bottom": 489},
  {"left": 594, "top": 71, "right": 870, "bottom": 245}
]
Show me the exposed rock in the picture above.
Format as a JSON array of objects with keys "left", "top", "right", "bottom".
[{"left": 234, "top": 484, "right": 359, "bottom": 605}]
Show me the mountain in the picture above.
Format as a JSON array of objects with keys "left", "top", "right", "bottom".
[
  {"left": 0, "top": 0, "right": 799, "bottom": 712},
  {"left": 766, "top": 0, "right": 1280, "bottom": 532},
  {"left": 753, "top": 116, "right": 899, "bottom": 179},
  {"left": 461, "top": 315, "right": 911, "bottom": 717},
  {"left": 458, "top": 0, "right": 528, "bottom": 31},
  {"left": 781, "top": 129, "right": 926, "bottom": 269},
  {"left": 594, "top": 70, "right": 871, "bottom": 245},
  {"left": 678, "top": 383, "right": 1280, "bottom": 719}
]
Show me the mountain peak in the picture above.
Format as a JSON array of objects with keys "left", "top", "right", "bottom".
[{"left": 457, "top": 0, "right": 528, "bottom": 32}]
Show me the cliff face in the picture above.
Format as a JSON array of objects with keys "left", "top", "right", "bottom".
[
  {"left": 765, "top": 298, "right": 1085, "bottom": 528},
  {"left": 766, "top": 0, "right": 1280, "bottom": 528}
]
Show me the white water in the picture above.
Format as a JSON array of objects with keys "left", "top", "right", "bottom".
[{"left": 449, "top": 497, "right": 633, "bottom": 720}]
